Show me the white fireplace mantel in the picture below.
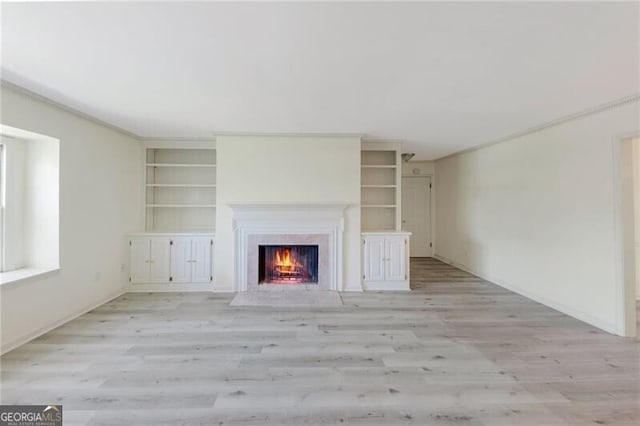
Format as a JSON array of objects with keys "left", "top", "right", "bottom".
[{"left": 229, "top": 203, "right": 349, "bottom": 292}]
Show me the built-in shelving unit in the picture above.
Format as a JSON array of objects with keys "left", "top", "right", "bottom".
[
  {"left": 361, "top": 143, "right": 402, "bottom": 231},
  {"left": 145, "top": 146, "right": 216, "bottom": 232}
]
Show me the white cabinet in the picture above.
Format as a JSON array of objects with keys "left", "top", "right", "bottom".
[
  {"left": 170, "top": 236, "right": 213, "bottom": 284},
  {"left": 129, "top": 234, "right": 214, "bottom": 287},
  {"left": 129, "top": 238, "right": 152, "bottom": 283},
  {"left": 363, "top": 236, "right": 386, "bottom": 282},
  {"left": 385, "top": 237, "right": 407, "bottom": 282},
  {"left": 129, "top": 237, "right": 171, "bottom": 283},
  {"left": 150, "top": 238, "right": 171, "bottom": 282},
  {"left": 362, "top": 232, "right": 410, "bottom": 291},
  {"left": 170, "top": 238, "right": 192, "bottom": 283}
]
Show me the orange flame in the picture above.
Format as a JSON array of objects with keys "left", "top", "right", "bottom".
[{"left": 274, "top": 248, "right": 301, "bottom": 271}]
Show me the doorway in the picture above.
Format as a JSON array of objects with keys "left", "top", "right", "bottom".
[
  {"left": 401, "top": 176, "right": 432, "bottom": 257},
  {"left": 617, "top": 135, "right": 639, "bottom": 337},
  {"left": 632, "top": 138, "right": 640, "bottom": 327}
]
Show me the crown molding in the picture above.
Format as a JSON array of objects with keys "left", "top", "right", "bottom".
[
  {"left": 213, "top": 131, "right": 364, "bottom": 139},
  {"left": 4, "top": 79, "right": 637, "bottom": 157},
  {"left": 437, "top": 93, "right": 640, "bottom": 161},
  {"left": 1, "top": 79, "right": 141, "bottom": 140},
  {"left": 361, "top": 137, "right": 404, "bottom": 144},
  {"left": 139, "top": 136, "right": 216, "bottom": 142}
]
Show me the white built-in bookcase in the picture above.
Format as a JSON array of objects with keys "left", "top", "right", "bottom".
[
  {"left": 361, "top": 141, "right": 402, "bottom": 231},
  {"left": 144, "top": 143, "right": 216, "bottom": 232}
]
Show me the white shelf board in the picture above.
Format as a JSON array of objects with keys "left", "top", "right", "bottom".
[
  {"left": 361, "top": 204, "right": 397, "bottom": 208},
  {"left": 361, "top": 185, "right": 397, "bottom": 188},
  {"left": 146, "top": 204, "right": 216, "bottom": 208},
  {"left": 146, "top": 163, "right": 216, "bottom": 168},
  {"left": 146, "top": 184, "right": 216, "bottom": 188},
  {"left": 130, "top": 231, "right": 215, "bottom": 236},
  {"left": 361, "top": 165, "right": 397, "bottom": 169}
]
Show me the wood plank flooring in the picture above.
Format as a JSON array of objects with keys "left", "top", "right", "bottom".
[{"left": 1, "top": 258, "right": 639, "bottom": 425}]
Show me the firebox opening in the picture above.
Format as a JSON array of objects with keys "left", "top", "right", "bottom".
[{"left": 259, "top": 245, "right": 319, "bottom": 284}]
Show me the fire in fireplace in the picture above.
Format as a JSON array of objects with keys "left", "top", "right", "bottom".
[{"left": 259, "top": 245, "right": 319, "bottom": 284}]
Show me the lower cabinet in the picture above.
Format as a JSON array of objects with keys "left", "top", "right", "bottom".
[
  {"left": 362, "top": 232, "right": 411, "bottom": 291},
  {"left": 170, "top": 237, "right": 213, "bottom": 283},
  {"left": 129, "top": 234, "right": 214, "bottom": 285}
]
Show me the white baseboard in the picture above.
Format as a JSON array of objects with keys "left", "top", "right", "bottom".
[
  {"left": 433, "top": 254, "right": 620, "bottom": 336},
  {"left": 126, "top": 282, "right": 223, "bottom": 292},
  {"left": 363, "top": 281, "right": 410, "bottom": 291},
  {"left": 1, "top": 290, "right": 125, "bottom": 355},
  {"left": 342, "top": 282, "right": 364, "bottom": 292}
]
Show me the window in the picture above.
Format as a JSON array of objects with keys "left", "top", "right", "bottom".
[
  {"left": 0, "top": 126, "right": 59, "bottom": 283},
  {"left": 0, "top": 143, "right": 4, "bottom": 272}
]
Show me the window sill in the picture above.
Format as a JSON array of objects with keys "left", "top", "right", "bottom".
[{"left": 0, "top": 267, "right": 60, "bottom": 287}]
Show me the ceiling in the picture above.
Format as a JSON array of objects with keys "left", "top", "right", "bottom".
[{"left": 1, "top": 2, "right": 638, "bottom": 160}]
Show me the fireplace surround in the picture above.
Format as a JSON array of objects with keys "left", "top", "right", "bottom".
[{"left": 230, "top": 204, "right": 347, "bottom": 292}]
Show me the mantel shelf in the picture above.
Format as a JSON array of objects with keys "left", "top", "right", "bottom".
[
  {"left": 146, "top": 184, "right": 216, "bottom": 188},
  {"left": 146, "top": 204, "right": 216, "bottom": 208},
  {"left": 146, "top": 163, "right": 216, "bottom": 168}
]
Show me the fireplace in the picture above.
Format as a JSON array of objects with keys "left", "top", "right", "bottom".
[
  {"left": 259, "top": 245, "right": 319, "bottom": 284},
  {"left": 230, "top": 203, "right": 348, "bottom": 292}
]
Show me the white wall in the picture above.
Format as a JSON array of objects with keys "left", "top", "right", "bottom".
[
  {"left": 0, "top": 86, "right": 143, "bottom": 353},
  {"left": 214, "top": 135, "right": 361, "bottom": 291},
  {"left": 633, "top": 137, "right": 640, "bottom": 299},
  {"left": 435, "top": 100, "right": 639, "bottom": 335},
  {"left": 402, "top": 160, "right": 435, "bottom": 177},
  {"left": 23, "top": 137, "right": 60, "bottom": 268}
]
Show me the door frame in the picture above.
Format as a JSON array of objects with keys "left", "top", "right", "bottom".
[
  {"left": 401, "top": 175, "right": 434, "bottom": 257},
  {"left": 614, "top": 133, "right": 639, "bottom": 337}
]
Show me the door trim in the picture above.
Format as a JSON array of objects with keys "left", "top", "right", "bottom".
[{"left": 401, "top": 175, "right": 434, "bottom": 257}]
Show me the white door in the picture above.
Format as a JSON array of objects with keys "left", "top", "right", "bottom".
[
  {"left": 129, "top": 238, "right": 150, "bottom": 283},
  {"left": 363, "top": 237, "right": 385, "bottom": 281},
  {"left": 402, "top": 176, "right": 432, "bottom": 257},
  {"left": 170, "top": 238, "right": 192, "bottom": 283},
  {"left": 385, "top": 237, "right": 407, "bottom": 281},
  {"left": 150, "top": 238, "right": 171, "bottom": 283},
  {"left": 191, "top": 237, "right": 212, "bottom": 283}
]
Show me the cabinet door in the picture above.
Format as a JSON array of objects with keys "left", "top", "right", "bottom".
[
  {"left": 191, "top": 237, "right": 212, "bottom": 283},
  {"left": 150, "top": 238, "right": 171, "bottom": 283},
  {"left": 170, "top": 238, "right": 192, "bottom": 283},
  {"left": 210, "top": 238, "right": 215, "bottom": 280},
  {"left": 129, "top": 238, "right": 150, "bottom": 283},
  {"left": 385, "top": 237, "right": 407, "bottom": 282},
  {"left": 363, "top": 237, "right": 385, "bottom": 281}
]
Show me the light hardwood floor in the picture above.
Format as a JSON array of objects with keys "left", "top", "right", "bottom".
[{"left": 1, "top": 258, "right": 639, "bottom": 425}]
